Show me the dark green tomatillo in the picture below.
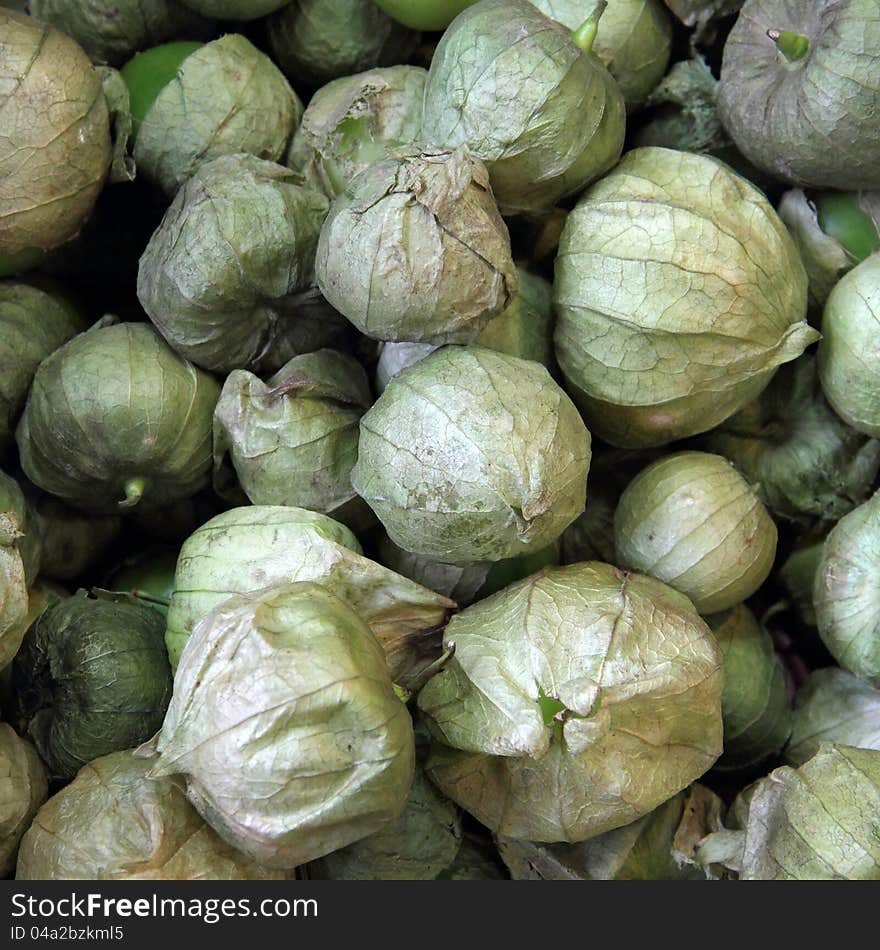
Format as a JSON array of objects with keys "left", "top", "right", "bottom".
[
  {"left": 12, "top": 591, "right": 172, "bottom": 780},
  {"left": 16, "top": 322, "right": 220, "bottom": 514}
]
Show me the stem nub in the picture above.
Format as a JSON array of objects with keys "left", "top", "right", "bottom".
[
  {"left": 767, "top": 28, "right": 811, "bottom": 63},
  {"left": 571, "top": 1, "right": 607, "bottom": 55},
  {"left": 119, "top": 476, "right": 147, "bottom": 509}
]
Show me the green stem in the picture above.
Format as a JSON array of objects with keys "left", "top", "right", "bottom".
[
  {"left": 119, "top": 476, "right": 147, "bottom": 509},
  {"left": 767, "top": 28, "right": 810, "bottom": 63},
  {"left": 571, "top": 1, "right": 607, "bottom": 55},
  {"left": 393, "top": 683, "right": 412, "bottom": 704}
]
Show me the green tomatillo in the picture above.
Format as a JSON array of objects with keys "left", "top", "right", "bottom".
[
  {"left": 15, "top": 751, "right": 288, "bottom": 880},
  {"left": 267, "top": 0, "right": 420, "bottom": 89},
  {"left": 702, "top": 355, "right": 880, "bottom": 525},
  {"left": 421, "top": 0, "right": 626, "bottom": 216},
  {"left": 418, "top": 562, "right": 723, "bottom": 841},
  {"left": 705, "top": 606, "right": 791, "bottom": 772},
  {"left": 786, "top": 669, "right": 880, "bottom": 767},
  {"left": 16, "top": 322, "right": 220, "bottom": 513},
  {"left": 137, "top": 153, "right": 330, "bottom": 374},
  {"left": 814, "top": 490, "right": 880, "bottom": 686},
  {"left": 718, "top": 0, "right": 880, "bottom": 189},
  {"left": 288, "top": 65, "right": 427, "bottom": 198},
  {"left": 373, "top": 0, "right": 477, "bottom": 30},
  {"left": 0, "top": 11, "right": 111, "bottom": 263},
  {"left": 0, "top": 281, "right": 86, "bottom": 460},
  {"left": 212, "top": 349, "right": 372, "bottom": 515},
  {"left": 530, "top": 0, "right": 673, "bottom": 109},
  {"left": 614, "top": 452, "right": 777, "bottom": 614},
  {"left": 0, "top": 724, "right": 47, "bottom": 878},
  {"left": 554, "top": 147, "right": 815, "bottom": 448},
  {"left": 121, "top": 35, "right": 302, "bottom": 195},
  {"left": 12, "top": 591, "right": 172, "bottom": 780},
  {"left": 163, "top": 505, "right": 453, "bottom": 683},
  {"left": 817, "top": 254, "right": 880, "bottom": 438},
  {"left": 315, "top": 147, "right": 518, "bottom": 345},
  {"left": 353, "top": 346, "right": 591, "bottom": 562},
  {"left": 779, "top": 189, "right": 880, "bottom": 312},
  {"left": 146, "top": 581, "right": 416, "bottom": 869},
  {"left": 28, "top": 0, "right": 216, "bottom": 67}
]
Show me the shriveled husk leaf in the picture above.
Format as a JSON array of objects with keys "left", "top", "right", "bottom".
[
  {"left": 531, "top": 0, "right": 673, "bottom": 109},
  {"left": 97, "top": 66, "right": 135, "bottom": 183},
  {"left": 777, "top": 538, "right": 823, "bottom": 629},
  {"left": 29, "top": 0, "right": 216, "bottom": 66},
  {"left": 213, "top": 349, "right": 371, "bottom": 515},
  {"left": 421, "top": 0, "right": 625, "bottom": 217},
  {"left": 702, "top": 356, "right": 880, "bottom": 525},
  {"left": 786, "top": 668, "right": 880, "bottom": 767},
  {"left": 0, "top": 723, "right": 47, "bottom": 878},
  {"left": 148, "top": 582, "right": 415, "bottom": 869},
  {"left": 705, "top": 605, "right": 791, "bottom": 772},
  {"left": 164, "top": 506, "right": 453, "bottom": 685},
  {"left": 15, "top": 750, "right": 287, "bottom": 880},
  {"left": 305, "top": 766, "right": 461, "bottom": 879},
  {"left": 133, "top": 34, "right": 301, "bottom": 196},
  {"left": 719, "top": 745, "right": 880, "bottom": 880},
  {"left": 290, "top": 65, "right": 426, "bottom": 198},
  {"left": 0, "top": 281, "right": 86, "bottom": 459},
  {"left": 818, "top": 254, "right": 880, "bottom": 438},
  {"left": 419, "top": 562, "right": 723, "bottom": 842},
  {"left": 554, "top": 147, "right": 814, "bottom": 448},
  {"left": 374, "top": 269, "right": 555, "bottom": 392},
  {"left": 12, "top": 591, "right": 172, "bottom": 779},
  {"left": 267, "top": 0, "right": 419, "bottom": 90},
  {"left": 0, "top": 11, "right": 111, "bottom": 257},
  {"left": 663, "top": 0, "right": 742, "bottom": 37},
  {"left": 718, "top": 0, "right": 880, "bottom": 190},
  {"left": 497, "top": 784, "right": 724, "bottom": 880},
  {"left": 0, "top": 470, "right": 41, "bottom": 587},
  {"left": 353, "top": 346, "right": 591, "bottom": 563},
  {"left": 16, "top": 322, "right": 220, "bottom": 513},
  {"left": 814, "top": 491, "right": 880, "bottom": 686},
  {"left": 614, "top": 452, "right": 777, "bottom": 614},
  {"left": 778, "top": 190, "right": 880, "bottom": 312},
  {"left": 634, "top": 55, "right": 727, "bottom": 153},
  {"left": 180, "top": 0, "right": 288, "bottom": 19},
  {"left": 316, "top": 147, "right": 517, "bottom": 345},
  {"left": 139, "top": 154, "right": 329, "bottom": 374}
]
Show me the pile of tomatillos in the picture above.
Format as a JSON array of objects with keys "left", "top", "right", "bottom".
[{"left": 2, "top": 0, "right": 880, "bottom": 882}]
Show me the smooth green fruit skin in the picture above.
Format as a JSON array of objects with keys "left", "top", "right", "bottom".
[
  {"left": 814, "top": 191, "right": 880, "bottom": 263},
  {"left": 120, "top": 41, "right": 203, "bottom": 134},
  {"left": 109, "top": 551, "right": 178, "bottom": 613},
  {"left": 373, "top": 0, "right": 477, "bottom": 30}
]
